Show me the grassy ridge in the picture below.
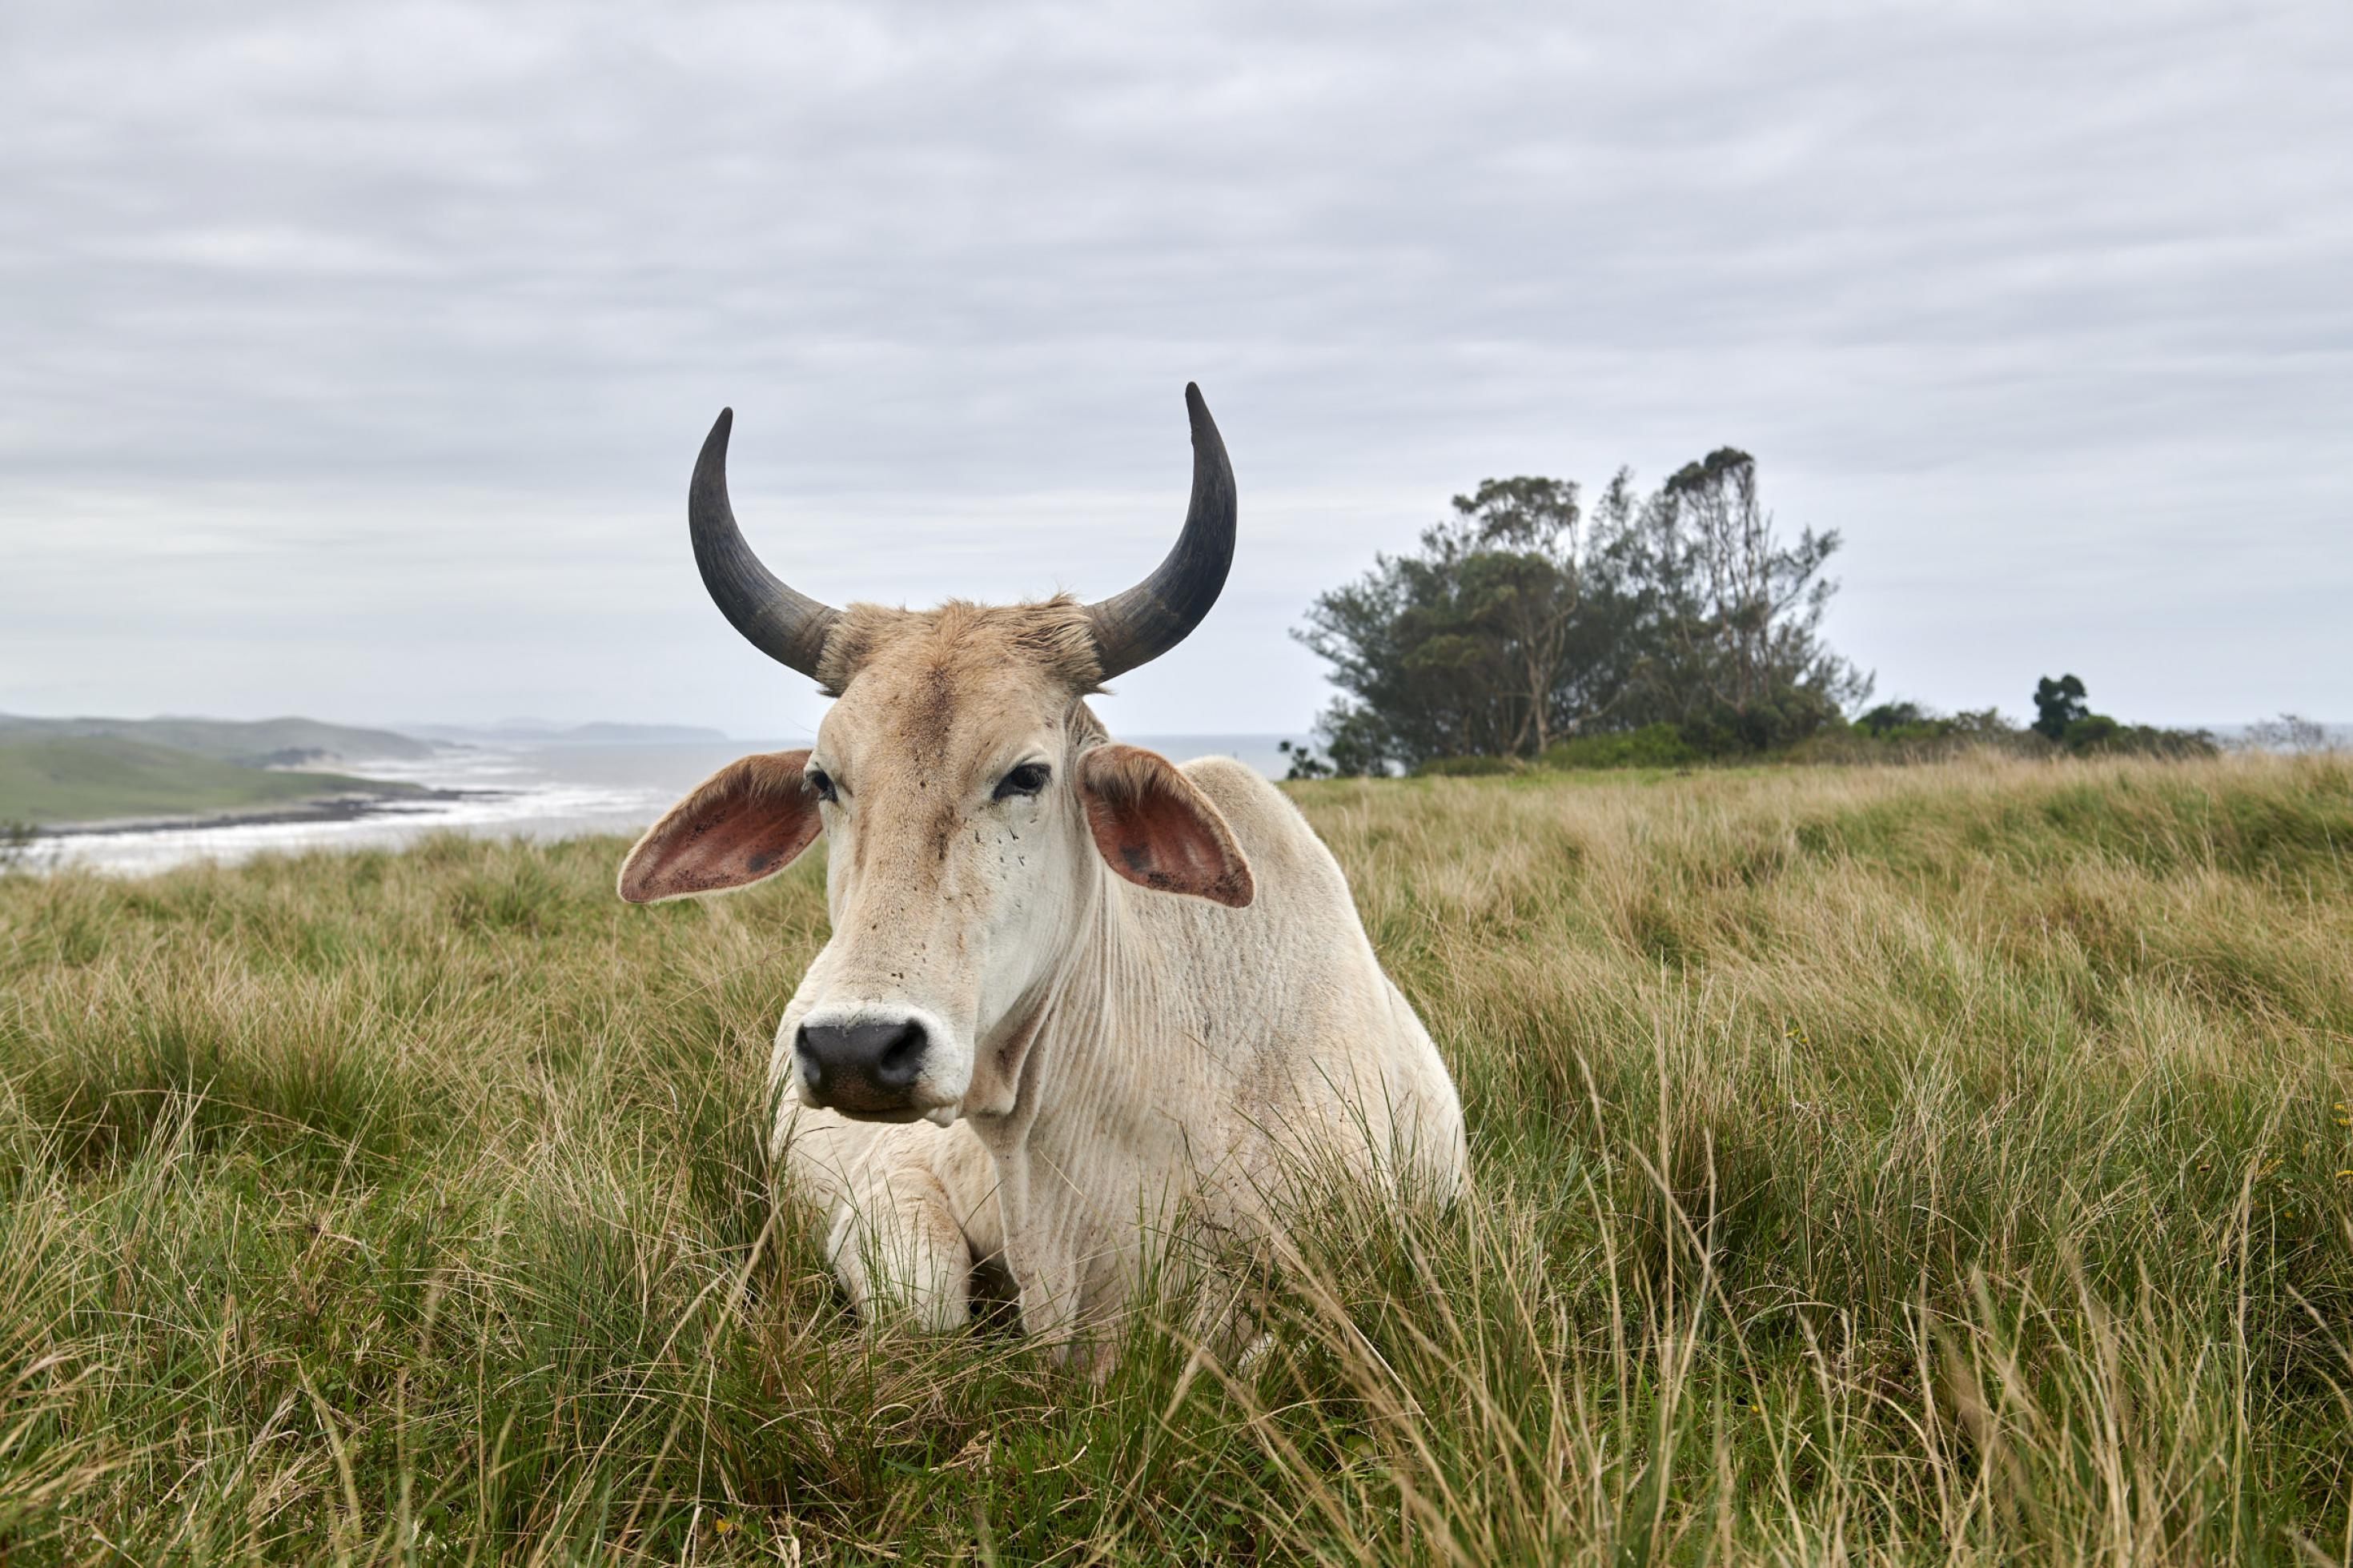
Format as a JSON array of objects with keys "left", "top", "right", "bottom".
[
  {"left": 0, "top": 756, "right": 2348, "bottom": 1562},
  {"left": 0, "top": 736, "right": 420, "bottom": 826},
  {"left": 0, "top": 713, "right": 435, "bottom": 766}
]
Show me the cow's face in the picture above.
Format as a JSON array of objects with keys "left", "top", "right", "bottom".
[
  {"left": 617, "top": 600, "right": 1251, "bottom": 1124},
  {"left": 619, "top": 385, "right": 1245, "bottom": 1121}
]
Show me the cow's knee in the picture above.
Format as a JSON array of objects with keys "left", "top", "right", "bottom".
[{"left": 827, "top": 1181, "right": 973, "bottom": 1333}]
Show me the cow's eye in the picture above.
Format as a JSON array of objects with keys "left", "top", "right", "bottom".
[
  {"left": 805, "top": 766, "right": 838, "bottom": 804},
  {"left": 993, "top": 762, "right": 1051, "bottom": 800}
]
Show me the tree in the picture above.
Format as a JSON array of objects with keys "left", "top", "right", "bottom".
[
  {"left": 1294, "top": 475, "right": 1634, "bottom": 772},
  {"left": 2024, "top": 675, "right": 2216, "bottom": 758},
  {"left": 1452, "top": 478, "right": 1584, "bottom": 755},
  {"left": 2242, "top": 713, "right": 2327, "bottom": 754},
  {"left": 1294, "top": 449, "right": 1868, "bottom": 770},
  {"left": 2032, "top": 674, "right": 2089, "bottom": 740},
  {"left": 1628, "top": 448, "right": 1872, "bottom": 727}
]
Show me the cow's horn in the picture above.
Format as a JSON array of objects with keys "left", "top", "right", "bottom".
[
  {"left": 687, "top": 408, "right": 842, "bottom": 679},
  {"left": 1084, "top": 383, "right": 1237, "bottom": 680}
]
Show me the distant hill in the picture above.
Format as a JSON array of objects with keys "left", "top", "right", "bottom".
[
  {"left": 0, "top": 713, "right": 435, "bottom": 766},
  {"left": 0, "top": 736, "right": 423, "bottom": 827},
  {"left": 401, "top": 720, "right": 730, "bottom": 746}
]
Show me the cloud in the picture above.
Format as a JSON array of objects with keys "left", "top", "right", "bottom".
[{"left": 2, "top": 0, "right": 2347, "bottom": 732}]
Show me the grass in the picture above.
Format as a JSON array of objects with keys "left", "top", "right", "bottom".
[
  {"left": 0, "top": 715, "right": 435, "bottom": 768},
  {"left": 0, "top": 736, "right": 420, "bottom": 826},
  {"left": 1, "top": 752, "right": 2349, "bottom": 1563}
]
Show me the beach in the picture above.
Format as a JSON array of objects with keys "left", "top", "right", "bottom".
[{"left": 28, "top": 735, "right": 1302, "bottom": 875}]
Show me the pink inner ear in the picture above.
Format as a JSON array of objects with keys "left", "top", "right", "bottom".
[
  {"left": 1078, "top": 746, "right": 1254, "bottom": 908},
  {"left": 617, "top": 751, "right": 821, "bottom": 903}
]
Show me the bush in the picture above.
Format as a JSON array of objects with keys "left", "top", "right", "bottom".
[
  {"left": 2063, "top": 717, "right": 2218, "bottom": 758},
  {"left": 2061, "top": 713, "right": 2120, "bottom": 751},
  {"left": 2242, "top": 713, "right": 2331, "bottom": 754},
  {"left": 1674, "top": 688, "right": 1844, "bottom": 757},
  {"left": 1788, "top": 706, "right": 2043, "bottom": 764},
  {"left": 1537, "top": 724, "right": 1697, "bottom": 770},
  {"left": 1412, "top": 753, "right": 1524, "bottom": 777}
]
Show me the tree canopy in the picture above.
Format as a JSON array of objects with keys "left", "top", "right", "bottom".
[
  {"left": 1294, "top": 450, "right": 1871, "bottom": 774},
  {"left": 2032, "top": 674, "right": 2090, "bottom": 740}
]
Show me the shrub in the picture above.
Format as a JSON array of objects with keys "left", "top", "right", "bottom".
[
  {"left": 2064, "top": 718, "right": 2219, "bottom": 758},
  {"left": 1537, "top": 724, "right": 1697, "bottom": 770},
  {"left": 2242, "top": 712, "right": 2331, "bottom": 754},
  {"left": 1412, "top": 752, "right": 1524, "bottom": 777},
  {"left": 1674, "top": 688, "right": 1843, "bottom": 757},
  {"left": 1788, "top": 705, "right": 2044, "bottom": 764},
  {"left": 1853, "top": 700, "right": 1928, "bottom": 736}
]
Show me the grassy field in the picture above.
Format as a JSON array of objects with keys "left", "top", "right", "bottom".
[
  {"left": 1, "top": 754, "right": 2348, "bottom": 1563},
  {"left": 0, "top": 716, "right": 435, "bottom": 768},
  {"left": 0, "top": 736, "right": 420, "bottom": 827}
]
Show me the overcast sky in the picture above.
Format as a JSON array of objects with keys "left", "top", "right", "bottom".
[{"left": 4, "top": 1, "right": 2347, "bottom": 741}]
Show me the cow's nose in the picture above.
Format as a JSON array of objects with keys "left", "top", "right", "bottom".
[{"left": 794, "top": 1017, "right": 930, "bottom": 1117}]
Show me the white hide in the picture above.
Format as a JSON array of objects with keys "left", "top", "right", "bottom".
[{"left": 768, "top": 752, "right": 1468, "bottom": 1356}]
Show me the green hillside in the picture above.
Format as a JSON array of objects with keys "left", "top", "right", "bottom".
[
  {"left": 0, "top": 736, "right": 420, "bottom": 826},
  {"left": 0, "top": 712, "right": 433, "bottom": 765}
]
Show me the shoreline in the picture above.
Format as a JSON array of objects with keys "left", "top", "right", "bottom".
[{"left": 35, "top": 787, "right": 496, "bottom": 840}]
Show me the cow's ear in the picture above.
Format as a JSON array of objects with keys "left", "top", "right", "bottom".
[
  {"left": 1076, "top": 744, "right": 1254, "bottom": 908},
  {"left": 617, "top": 749, "right": 823, "bottom": 904}
]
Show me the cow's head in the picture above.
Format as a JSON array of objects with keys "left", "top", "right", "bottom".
[{"left": 618, "top": 386, "right": 1252, "bottom": 1125}]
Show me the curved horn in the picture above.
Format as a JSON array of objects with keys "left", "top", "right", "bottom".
[
  {"left": 1084, "top": 383, "right": 1237, "bottom": 680},
  {"left": 689, "top": 408, "right": 841, "bottom": 679}
]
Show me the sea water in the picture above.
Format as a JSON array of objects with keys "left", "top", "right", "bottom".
[{"left": 34, "top": 735, "right": 1305, "bottom": 875}]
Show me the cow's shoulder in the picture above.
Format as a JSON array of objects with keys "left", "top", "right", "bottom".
[
  {"left": 1174, "top": 752, "right": 1282, "bottom": 804},
  {"left": 1174, "top": 755, "right": 1351, "bottom": 916},
  {"left": 1178, "top": 756, "right": 1315, "bottom": 851}
]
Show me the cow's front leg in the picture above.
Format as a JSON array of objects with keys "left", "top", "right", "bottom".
[
  {"left": 1009, "top": 1233, "right": 1135, "bottom": 1380},
  {"left": 781, "top": 1109, "right": 998, "bottom": 1333},
  {"left": 1005, "top": 1232, "right": 1083, "bottom": 1349},
  {"left": 828, "top": 1169, "right": 974, "bottom": 1332}
]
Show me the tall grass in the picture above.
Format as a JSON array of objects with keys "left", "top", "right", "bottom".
[{"left": 1, "top": 754, "right": 2348, "bottom": 1562}]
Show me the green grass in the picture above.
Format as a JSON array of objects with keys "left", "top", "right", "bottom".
[
  {"left": 1, "top": 753, "right": 2349, "bottom": 1562},
  {"left": 0, "top": 713, "right": 435, "bottom": 767},
  {"left": 0, "top": 736, "right": 420, "bottom": 826}
]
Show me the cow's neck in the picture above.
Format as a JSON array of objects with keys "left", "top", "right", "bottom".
[{"left": 965, "top": 858, "right": 1189, "bottom": 1193}]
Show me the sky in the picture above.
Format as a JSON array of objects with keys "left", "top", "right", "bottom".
[{"left": 3, "top": 0, "right": 2347, "bottom": 742}]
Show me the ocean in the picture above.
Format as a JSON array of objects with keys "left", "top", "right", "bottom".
[{"left": 33, "top": 735, "right": 1307, "bottom": 876}]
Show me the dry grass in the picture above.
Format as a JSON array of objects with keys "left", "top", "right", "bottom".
[{"left": 1, "top": 753, "right": 2348, "bottom": 1563}]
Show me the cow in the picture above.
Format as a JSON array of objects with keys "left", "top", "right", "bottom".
[{"left": 618, "top": 385, "right": 1466, "bottom": 1363}]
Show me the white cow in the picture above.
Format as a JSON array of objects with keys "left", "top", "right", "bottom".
[{"left": 620, "top": 387, "right": 1465, "bottom": 1361}]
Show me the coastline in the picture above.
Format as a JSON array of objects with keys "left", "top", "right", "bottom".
[
  {"left": 20, "top": 735, "right": 1298, "bottom": 876},
  {"left": 34, "top": 787, "right": 489, "bottom": 840}
]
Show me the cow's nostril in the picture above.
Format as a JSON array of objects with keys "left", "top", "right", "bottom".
[
  {"left": 875, "top": 1021, "right": 926, "bottom": 1087},
  {"left": 793, "top": 1024, "right": 827, "bottom": 1092}
]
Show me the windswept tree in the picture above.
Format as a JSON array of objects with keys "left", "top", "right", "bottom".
[
  {"left": 1295, "top": 449, "right": 1868, "bottom": 772},
  {"left": 2033, "top": 674, "right": 2090, "bottom": 740},
  {"left": 1295, "top": 475, "right": 1636, "bottom": 771},
  {"left": 1453, "top": 478, "right": 1585, "bottom": 755},
  {"left": 1627, "top": 448, "right": 1871, "bottom": 734}
]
